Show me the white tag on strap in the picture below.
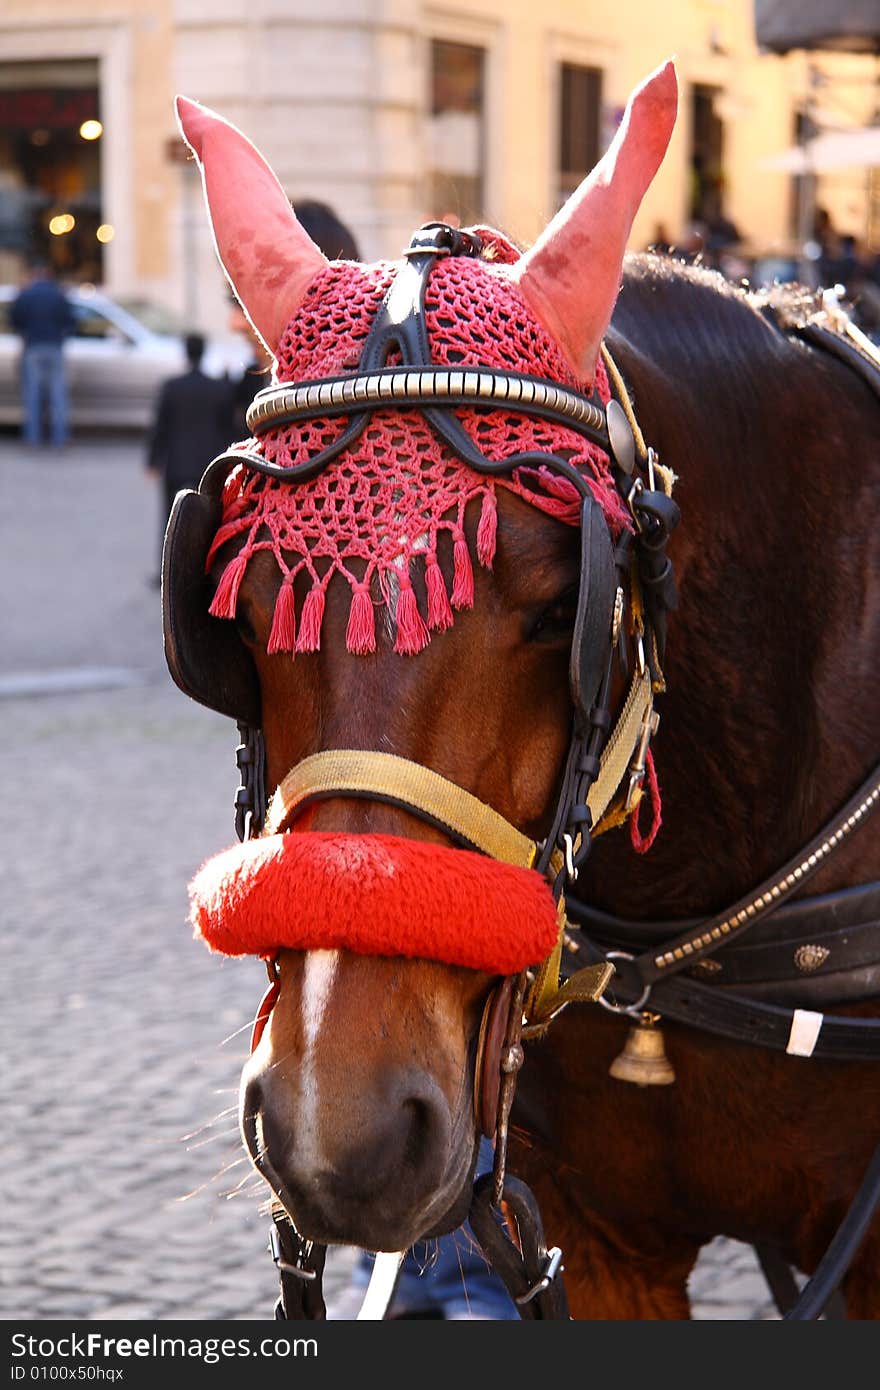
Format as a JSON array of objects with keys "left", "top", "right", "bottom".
[{"left": 786, "top": 1008, "right": 824, "bottom": 1058}]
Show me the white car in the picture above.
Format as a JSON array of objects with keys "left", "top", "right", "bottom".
[{"left": 0, "top": 285, "right": 251, "bottom": 431}]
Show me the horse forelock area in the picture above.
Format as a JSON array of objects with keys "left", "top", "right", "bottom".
[{"left": 205, "top": 241, "right": 631, "bottom": 662}]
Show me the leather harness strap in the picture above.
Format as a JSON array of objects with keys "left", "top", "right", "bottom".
[
  {"left": 567, "top": 756, "right": 880, "bottom": 1060},
  {"left": 264, "top": 672, "right": 653, "bottom": 875},
  {"left": 266, "top": 749, "right": 539, "bottom": 868}
]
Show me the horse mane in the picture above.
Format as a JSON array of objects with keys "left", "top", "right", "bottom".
[{"left": 584, "top": 250, "right": 879, "bottom": 918}]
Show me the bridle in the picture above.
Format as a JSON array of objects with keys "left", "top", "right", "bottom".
[{"left": 162, "top": 222, "right": 880, "bottom": 1321}]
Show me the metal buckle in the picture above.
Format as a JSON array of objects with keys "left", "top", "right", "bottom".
[
  {"left": 646, "top": 445, "right": 658, "bottom": 492},
  {"left": 268, "top": 1225, "right": 317, "bottom": 1281},
  {"left": 514, "top": 1246, "right": 564, "bottom": 1306},
  {"left": 624, "top": 706, "right": 660, "bottom": 814},
  {"left": 626, "top": 474, "right": 645, "bottom": 530},
  {"left": 611, "top": 586, "right": 625, "bottom": 645},
  {"left": 562, "top": 832, "right": 578, "bottom": 882},
  {"left": 597, "top": 951, "right": 652, "bottom": 1016}
]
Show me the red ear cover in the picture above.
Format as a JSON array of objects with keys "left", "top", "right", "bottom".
[
  {"left": 189, "top": 832, "right": 559, "bottom": 974},
  {"left": 514, "top": 58, "right": 678, "bottom": 382}
]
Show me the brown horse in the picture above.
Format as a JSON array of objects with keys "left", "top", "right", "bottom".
[{"left": 165, "top": 62, "right": 880, "bottom": 1318}]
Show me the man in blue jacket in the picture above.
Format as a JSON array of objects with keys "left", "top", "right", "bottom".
[{"left": 10, "top": 261, "right": 77, "bottom": 448}]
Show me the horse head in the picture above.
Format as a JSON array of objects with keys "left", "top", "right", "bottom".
[{"left": 169, "top": 62, "right": 678, "bottom": 1254}]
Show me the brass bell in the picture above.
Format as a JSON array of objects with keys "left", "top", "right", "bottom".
[{"left": 609, "top": 1013, "right": 675, "bottom": 1086}]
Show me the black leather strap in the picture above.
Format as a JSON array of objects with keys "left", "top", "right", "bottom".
[
  {"left": 783, "top": 1137, "right": 880, "bottom": 1320},
  {"left": 630, "top": 761, "right": 880, "bottom": 986},
  {"left": 792, "top": 319, "right": 880, "bottom": 404},
  {"left": 270, "top": 1212, "right": 327, "bottom": 1321},
  {"left": 569, "top": 881, "right": 880, "bottom": 1006},
  {"left": 600, "top": 965, "right": 880, "bottom": 1061},
  {"left": 468, "top": 1174, "right": 569, "bottom": 1320}
]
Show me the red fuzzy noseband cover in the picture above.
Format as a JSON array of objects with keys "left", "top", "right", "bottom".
[{"left": 188, "top": 831, "right": 559, "bottom": 973}]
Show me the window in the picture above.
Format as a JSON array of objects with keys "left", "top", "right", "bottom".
[
  {"left": 558, "top": 64, "right": 602, "bottom": 205},
  {"left": 789, "top": 107, "right": 816, "bottom": 244},
  {"left": 428, "top": 40, "right": 486, "bottom": 226},
  {"left": 0, "top": 59, "right": 103, "bottom": 284},
  {"left": 690, "top": 84, "right": 725, "bottom": 225}
]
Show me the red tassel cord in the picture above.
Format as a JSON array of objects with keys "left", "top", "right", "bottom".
[
  {"left": 394, "top": 573, "right": 429, "bottom": 655},
  {"left": 267, "top": 576, "right": 297, "bottom": 654},
  {"left": 476, "top": 490, "right": 497, "bottom": 568},
  {"left": 208, "top": 552, "right": 249, "bottom": 619},
  {"left": 205, "top": 518, "right": 250, "bottom": 570},
  {"left": 295, "top": 581, "right": 326, "bottom": 652},
  {"left": 346, "top": 582, "right": 376, "bottom": 655},
  {"left": 425, "top": 555, "right": 453, "bottom": 631},
  {"left": 630, "top": 748, "right": 662, "bottom": 854},
  {"left": 451, "top": 531, "right": 474, "bottom": 609}
]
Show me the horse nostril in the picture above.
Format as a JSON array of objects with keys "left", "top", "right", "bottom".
[
  {"left": 379, "top": 1071, "right": 451, "bottom": 1186},
  {"left": 401, "top": 1096, "right": 434, "bottom": 1172},
  {"left": 239, "top": 1073, "right": 266, "bottom": 1168}
]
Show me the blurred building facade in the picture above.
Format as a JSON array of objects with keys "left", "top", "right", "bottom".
[{"left": 1, "top": 0, "right": 877, "bottom": 338}]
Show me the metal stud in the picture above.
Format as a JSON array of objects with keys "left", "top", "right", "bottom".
[{"left": 606, "top": 398, "right": 636, "bottom": 474}]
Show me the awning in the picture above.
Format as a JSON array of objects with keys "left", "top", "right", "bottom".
[
  {"left": 760, "top": 126, "right": 880, "bottom": 172},
  {"left": 754, "top": 1, "right": 880, "bottom": 54}
]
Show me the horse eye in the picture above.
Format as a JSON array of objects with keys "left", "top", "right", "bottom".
[{"left": 526, "top": 587, "right": 578, "bottom": 643}]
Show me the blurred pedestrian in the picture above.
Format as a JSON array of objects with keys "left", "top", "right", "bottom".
[
  {"left": 224, "top": 200, "right": 362, "bottom": 441},
  {"left": 145, "top": 331, "right": 236, "bottom": 586},
  {"left": 10, "top": 259, "right": 76, "bottom": 449},
  {"left": 227, "top": 295, "right": 270, "bottom": 438},
  {"left": 293, "top": 200, "right": 361, "bottom": 261}
]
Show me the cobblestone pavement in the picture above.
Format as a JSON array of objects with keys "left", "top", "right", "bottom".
[{"left": 0, "top": 433, "right": 777, "bottom": 1321}]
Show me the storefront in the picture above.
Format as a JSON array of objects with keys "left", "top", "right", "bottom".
[{"left": 0, "top": 59, "right": 107, "bottom": 284}]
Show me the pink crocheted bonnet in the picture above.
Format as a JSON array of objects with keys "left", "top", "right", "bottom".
[{"left": 205, "top": 229, "right": 630, "bottom": 659}]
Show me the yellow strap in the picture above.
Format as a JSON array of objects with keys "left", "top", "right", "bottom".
[
  {"left": 266, "top": 749, "right": 538, "bottom": 869},
  {"left": 601, "top": 343, "right": 647, "bottom": 462},
  {"left": 524, "top": 897, "right": 615, "bottom": 1036},
  {"left": 586, "top": 667, "right": 653, "bottom": 826},
  {"left": 267, "top": 673, "right": 650, "bottom": 877},
  {"left": 602, "top": 342, "right": 676, "bottom": 500},
  {"left": 523, "top": 959, "right": 616, "bottom": 1033},
  {"left": 525, "top": 897, "right": 568, "bottom": 1022}
]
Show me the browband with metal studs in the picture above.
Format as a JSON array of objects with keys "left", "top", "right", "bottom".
[{"left": 245, "top": 367, "right": 610, "bottom": 445}]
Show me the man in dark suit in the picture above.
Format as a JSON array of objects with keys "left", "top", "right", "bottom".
[{"left": 146, "top": 331, "right": 235, "bottom": 585}]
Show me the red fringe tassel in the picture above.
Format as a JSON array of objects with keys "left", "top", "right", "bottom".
[
  {"left": 394, "top": 576, "right": 429, "bottom": 654},
  {"left": 425, "top": 556, "right": 453, "bottom": 631},
  {"left": 451, "top": 533, "right": 474, "bottom": 609},
  {"left": 267, "top": 579, "right": 297, "bottom": 654},
  {"left": 476, "top": 492, "right": 497, "bottom": 567},
  {"left": 346, "top": 584, "right": 376, "bottom": 654},
  {"left": 296, "top": 583, "right": 326, "bottom": 652},
  {"left": 209, "top": 552, "right": 248, "bottom": 619}
]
